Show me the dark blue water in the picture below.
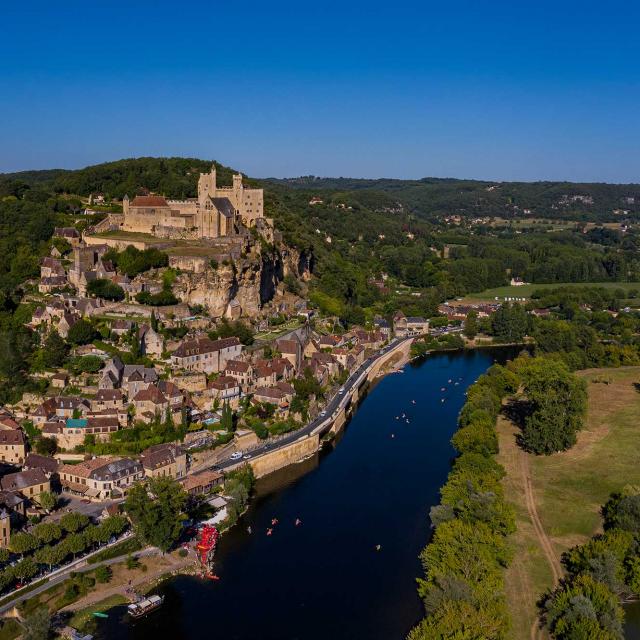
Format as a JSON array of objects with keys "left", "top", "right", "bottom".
[{"left": 96, "top": 348, "right": 515, "bottom": 640}]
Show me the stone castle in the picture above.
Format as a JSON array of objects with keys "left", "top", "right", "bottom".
[{"left": 122, "top": 166, "right": 266, "bottom": 239}]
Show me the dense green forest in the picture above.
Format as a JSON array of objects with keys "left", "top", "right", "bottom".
[{"left": 267, "top": 175, "right": 640, "bottom": 221}]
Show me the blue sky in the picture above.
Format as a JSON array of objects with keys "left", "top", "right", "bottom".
[{"left": 1, "top": 0, "right": 639, "bottom": 181}]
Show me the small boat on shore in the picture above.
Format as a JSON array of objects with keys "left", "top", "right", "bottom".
[{"left": 127, "top": 595, "right": 164, "bottom": 619}]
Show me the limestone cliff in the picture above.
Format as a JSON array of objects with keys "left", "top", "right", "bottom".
[{"left": 173, "top": 243, "right": 311, "bottom": 319}]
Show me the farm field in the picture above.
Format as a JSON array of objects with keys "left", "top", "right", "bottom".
[
  {"left": 462, "top": 281, "right": 640, "bottom": 302},
  {"left": 497, "top": 366, "right": 640, "bottom": 639}
]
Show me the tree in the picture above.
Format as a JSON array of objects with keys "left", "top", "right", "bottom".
[
  {"left": 41, "top": 331, "right": 68, "bottom": 369},
  {"left": 32, "top": 522, "right": 62, "bottom": 545},
  {"left": 0, "top": 547, "right": 9, "bottom": 564},
  {"left": 86, "top": 278, "right": 125, "bottom": 301},
  {"left": 543, "top": 573, "right": 623, "bottom": 639},
  {"left": 220, "top": 401, "right": 234, "bottom": 432},
  {"left": 12, "top": 557, "right": 38, "bottom": 581},
  {"left": 66, "top": 319, "right": 97, "bottom": 345},
  {"left": 59, "top": 512, "right": 89, "bottom": 534},
  {"left": 22, "top": 606, "right": 51, "bottom": 640},
  {"left": 463, "top": 310, "right": 479, "bottom": 340},
  {"left": 34, "top": 436, "right": 57, "bottom": 456},
  {"left": 34, "top": 545, "right": 63, "bottom": 571},
  {"left": 125, "top": 477, "right": 186, "bottom": 552},
  {"left": 38, "top": 490, "right": 58, "bottom": 513},
  {"left": 9, "top": 532, "right": 38, "bottom": 557},
  {"left": 94, "top": 565, "right": 112, "bottom": 583},
  {"left": 519, "top": 357, "right": 587, "bottom": 454},
  {"left": 63, "top": 533, "right": 86, "bottom": 559},
  {"left": 602, "top": 489, "right": 640, "bottom": 532},
  {"left": 491, "top": 302, "right": 529, "bottom": 342}
]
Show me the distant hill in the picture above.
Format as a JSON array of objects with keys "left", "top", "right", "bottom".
[
  {"left": 4, "top": 158, "right": 640, "bottom": 221},
  {"left": 266, "top": 176, "right": 640, "bottom": 222},
  {"left": 0, "top": 157, "right": 240, "bottom": 200}
]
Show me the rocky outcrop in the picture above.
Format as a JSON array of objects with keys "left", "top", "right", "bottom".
[{"left": 173, "top": 242, "right": 312, "bottom": 319}]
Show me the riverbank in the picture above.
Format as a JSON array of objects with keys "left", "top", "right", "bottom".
[
  {"left": 49, "top": 340, "right": 413, "bottom": 626},
  {"left": 94, "top": 347, "right": 519, "bottom": 640}
]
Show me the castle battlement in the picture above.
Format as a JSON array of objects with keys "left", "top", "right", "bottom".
[{"left": 121, "top": 165, "right": 266, "bottom": 240}]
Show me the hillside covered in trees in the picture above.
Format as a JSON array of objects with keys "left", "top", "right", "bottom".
[
  {"left": 3, "top": 157, "right": 640, "bottom": 326},
  {"left": 266, "top": 175, "right": 640, "bottom": 222}
]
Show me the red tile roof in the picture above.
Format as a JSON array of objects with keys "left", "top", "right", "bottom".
[{"left": 131, "top": 195, "right": 169, "bottom": 207}]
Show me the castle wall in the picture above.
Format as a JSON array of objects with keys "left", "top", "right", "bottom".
[{"left": 120, "top": 167, "right": 265, "bottom": 240}]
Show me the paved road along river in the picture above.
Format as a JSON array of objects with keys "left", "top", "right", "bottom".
[{"left": 96, "top": 347, "right": 518, "bottom": 640}]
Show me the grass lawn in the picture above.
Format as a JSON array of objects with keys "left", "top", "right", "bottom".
[
  {"left": 0, "top": 619, "right": 22, "bottom": 640},
  {"left": 68, "top": 594, "right": 128, "bottom": 633},
  {"left": 254, "top": 318, "right": 303, "bottom": 341},
  {"left": 497, "top": 366, "right": 640, "bottom": 639},
  {"left": 87, "top": 536, "right": 141, "bottom": 564},
  {"left": 462, "top": 281, "right": 640, "bottom": 302}
]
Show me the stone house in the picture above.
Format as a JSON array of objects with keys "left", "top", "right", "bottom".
[
  {"left": 40, "top": 257, "right": 65, "bottom": 278},
  {"left": 405, "top": 317, "right": 429, "bottom": 337},
  {"left": 99, "top": 356, "right": 125, "bottom": 389},
  {"left": 276, "top": 338, "right": 302, "bottom": 370},
  {"left": 140, "top": 443, "right": 187, "bottom": 479},
  {"left": 252, "top": 387, "right": 291, "bottom": 413},
  {"left": 311, "top": 352, "right": 339, "bottom": 377},
  {"left": 180, "top": 469, "right": 223, "bottom": 497},
  {"left": 139, "top": 324, "right": 164, "bottom": 357},
  {"left": 0, "top": 469, "right": 50, "bottom": 505},
  {"left": 132, "top": 386, "right": 169, "bottom": 422},
  {"left": 57, "top": 312, "right": 80, "bottom": 338},
  {"left": 91, "top": 389, "right": 125, "bottom": 413},
  {"left": 207, "top": 376, "right": 241, "bottom": 405},
  {"left": 54, "top": 227, "right": 81, "bottom": 246},
  {"left": 157, "top": 381, "right": 185, "bottom": 410},
  {"left": 0, "top": 430, "right": 26, "bottom": 465},
  {"left": 23, "top": 453, "right": 60, "bottom": 480},
  {"left": 171, "top": 336, "right": 242, "bottom": 374},
  {"left": 122, "top": 365, "right": 158, "bottom": 398},
  {"left": 224, "top": 360, "right": 253, "bottom": 388},
  {"left": 350, "top": 344, "right": 365, "bottom": 367},
  {"left": 50, "top": 372, "right": 69, "bottom": 389},
  {"left": 59, "top": 457, "right": 144, "bottom": 501},
  {"left": 393, "top": 312, "right": 429, "bottom": 337},
  {"left": 39, "top": 276, "right": 68, "bottom": 293},
  {"left": 254, "top": 365, "right": 276, "bottom": 388},
  {"left": 110, "top": 320, "right": 133, "bottom": 336},
  {"left": 46, "top": 416, "right": 120, "bottom": 449},
  {"left": 331, "top": 348, "right": 350, "bottom": 368},
  {"left": 268, "top": 357, "right": 295, "bottom": 380}
]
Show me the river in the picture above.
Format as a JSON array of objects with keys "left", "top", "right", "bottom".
[{"left": 95, "top": 347, "right": 517, "bottom": 640}]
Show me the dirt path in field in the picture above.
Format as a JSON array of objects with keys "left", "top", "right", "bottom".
[{"left": 518, "top": 450, "right": 561, "bottom": 640}]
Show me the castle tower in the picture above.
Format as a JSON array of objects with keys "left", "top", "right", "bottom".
[
  {"left": 198, "top": 165, "right": 217, "bottom": 207},
  {"left": 123, "top": 194, "right": 129, "bottom": 216}
]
